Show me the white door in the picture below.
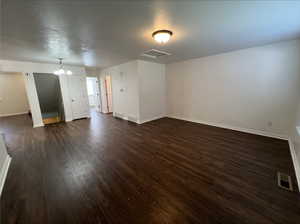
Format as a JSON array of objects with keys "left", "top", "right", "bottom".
[
  {"left": 68, "top": 75, "right": 90, "bottom": 119},
  {"left": 93, "top": 79, "right": 102, "bottom": 112}
]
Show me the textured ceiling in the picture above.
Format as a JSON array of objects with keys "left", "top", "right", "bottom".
[{"left": 1, "top": 0, "right": 300, "bottom": 68}]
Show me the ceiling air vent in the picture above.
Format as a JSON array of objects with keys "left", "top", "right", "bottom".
[{"left": 141, "top": 49, "right": 171, "bottom": 59}]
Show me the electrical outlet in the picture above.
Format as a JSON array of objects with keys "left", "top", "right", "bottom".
[{"left": 0, "top": 97, "right": 3, "bottom": 102}]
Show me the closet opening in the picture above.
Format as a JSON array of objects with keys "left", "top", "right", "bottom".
[{"left": 33, "top": 73, "right": 65, "bottom": 125}]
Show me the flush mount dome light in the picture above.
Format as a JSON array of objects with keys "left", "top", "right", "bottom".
[
  {"left": 152, "top": 30, "right": 173, "bottom": 44},
  {"left": 53, "top": 58, "right": 72, "bottom": 76}
]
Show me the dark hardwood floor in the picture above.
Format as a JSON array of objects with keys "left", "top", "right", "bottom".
[{"left": 0, "top": 111, "right": 299, "bottom": 224}]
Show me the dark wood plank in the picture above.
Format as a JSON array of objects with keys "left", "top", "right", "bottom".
[{"left": 0, "top": 111, "right": 299, "bottom": 224}]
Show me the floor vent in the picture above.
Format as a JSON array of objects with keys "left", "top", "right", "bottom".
[
  {"left": 141, "top": 49, "right": 171, "bottom": 59},
  {"left": 277, "top": 172, "right": 293, "bottom": 191}
]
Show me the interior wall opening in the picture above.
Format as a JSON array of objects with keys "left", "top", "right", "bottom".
[
  {"left": 86, "top": 77, "right": 102, "bottom": 113},
  {"left": 33, "top": 73, "right": 65, "bottom": 125}
]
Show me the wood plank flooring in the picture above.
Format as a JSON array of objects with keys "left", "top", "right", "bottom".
[{"left": 0, "top": 111, "right": 299, "bottom": 224}]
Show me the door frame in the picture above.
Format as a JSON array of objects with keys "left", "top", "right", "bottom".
[
  {"left": 86, "top": 76, "right": 102, "bottom": 113},
  {"left": 68, "top": 74, "right": 90, "bottom": 120},
  {"left": 100, "top": 74, "right": 113, "bottom": 114}
]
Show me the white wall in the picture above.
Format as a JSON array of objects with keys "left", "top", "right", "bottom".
[
  {"left": 0, "top": 73, "right": 29, "bottom": 116},
  {"left": 59, "top": 75, "right": 73, "bottom": 122},
  {"left": 101, "top": 60, "right": 140, "bottom": 122},
  {"left": 166, "top": 39, "right": 300, "bottom": 138},
  {"left": 101, "top": 60, "right": 166, "bottom": 123},
  {"left": 138, "top": 61, "right": 166, "bottom": 123}
]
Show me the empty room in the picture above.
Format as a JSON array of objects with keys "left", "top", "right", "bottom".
[{"left": 0, "top": 1, "right": 300, "bottom": 223}]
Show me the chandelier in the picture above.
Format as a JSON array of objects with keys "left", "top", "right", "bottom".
[{"left": 53, "top": 58, "right": 72, "bottom": 76}]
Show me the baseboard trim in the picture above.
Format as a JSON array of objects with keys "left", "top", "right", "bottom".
[
  {"left": 113, "top": 113, "right": 139, "bottom": 124},
  {"left": 0, "top": 111, "right": 28, "bottom": 117},
  {"left": 167, "top": 115, "right": 288, "bottom": 140},
  {"left": 288, "top": 139, "right": 300, "bottom": 191},
  {"left": 0, "top": 155, "right": 11, "bottom": 196},
  {"left": 33, "top": 123, "right": 44, "bottom": 128},
  {"left": 114, "top": 113, "right": 165, "bottom": 125},
  {"left": 138, "top": 115, "right": 166, "bottom": 124}
]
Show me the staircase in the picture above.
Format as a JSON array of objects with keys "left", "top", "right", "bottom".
[{"left": 42, "top": 112, "right": 61, "bottom": 125}]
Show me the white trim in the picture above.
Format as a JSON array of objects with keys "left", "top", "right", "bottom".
[
  {"left": 138, "top": 115, "right": 166, "bottom": 124},
  {"left": 0, "top": 155, "right": 11, "bottom": 196},
  {"left": 116, "top": 115, "right": 130, "bottom": 122},
  {"left": 288, "top": 138, "right": 300, "bottom": 191},
  {"left": 33, "top": 123, "right": 44, "bottom": 128},
  {"left": 23, "top": 72, "right": 44, "bottom": 128},
  {"left": 0, "top": 111, "right": 28, "bottom": 117},
  {"left": 167, "top": 115, "right": 288, "bottom": 140},
  {"left": 113, "top": 113, "right": 165, "bottom": 124},
  {"left": 113, "top": 113, "right": 139, "bottom": 123}
]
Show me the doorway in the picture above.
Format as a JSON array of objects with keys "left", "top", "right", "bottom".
[
  {"left": 86, "top": 77, "right": 101, "bottom": 112},
  {"left": 100, "top": 75, "right": 113, "bottom": 114},
  {"left": 68, "top": 74, "right": 90, "bottom": 120},
  {"left": 33, "top": 73, "right": 65, "bottom": 125}
]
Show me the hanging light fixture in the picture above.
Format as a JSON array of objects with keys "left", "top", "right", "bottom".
[
  {"left": 152, "top": 30, "right": 173, "bottom": 44},
  {"left": 53, "top": 58, "right": 73, "bottom": 76}
]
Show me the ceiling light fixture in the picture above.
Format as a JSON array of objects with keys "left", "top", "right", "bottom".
[
  {"left": 53, "top": 58, "right": 72, "bottom": 76},
  {"left": 152, "top": 30, "right": 173, "bottom": 44}
]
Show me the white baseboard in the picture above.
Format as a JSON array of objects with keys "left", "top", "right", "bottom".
[
  {"left": 288, "top": 139, "right": 300, "bottom": 191},
  {"left": 114, "top": 113, "right": 128, "bottom": 121},
  {"left": 0, "top": 111, "right": 28, "bottom": 117},
  {"left": 113, "top": 113, "right": 139, "bottom": 124},
  {"left": 0, "top": 155, "right": 11, "bottom": 196},
  {"left": 138, "top": 115, "right": 166, "bottom": 124},
  {"left": 167, "top": 115, "right": 288, "bottom": 140},
  {"left": 114, "top": 113, "right": 165, "bottom": 125},
  {"left": 33, "top": 123, "right": 44, "bottom": 128}
]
